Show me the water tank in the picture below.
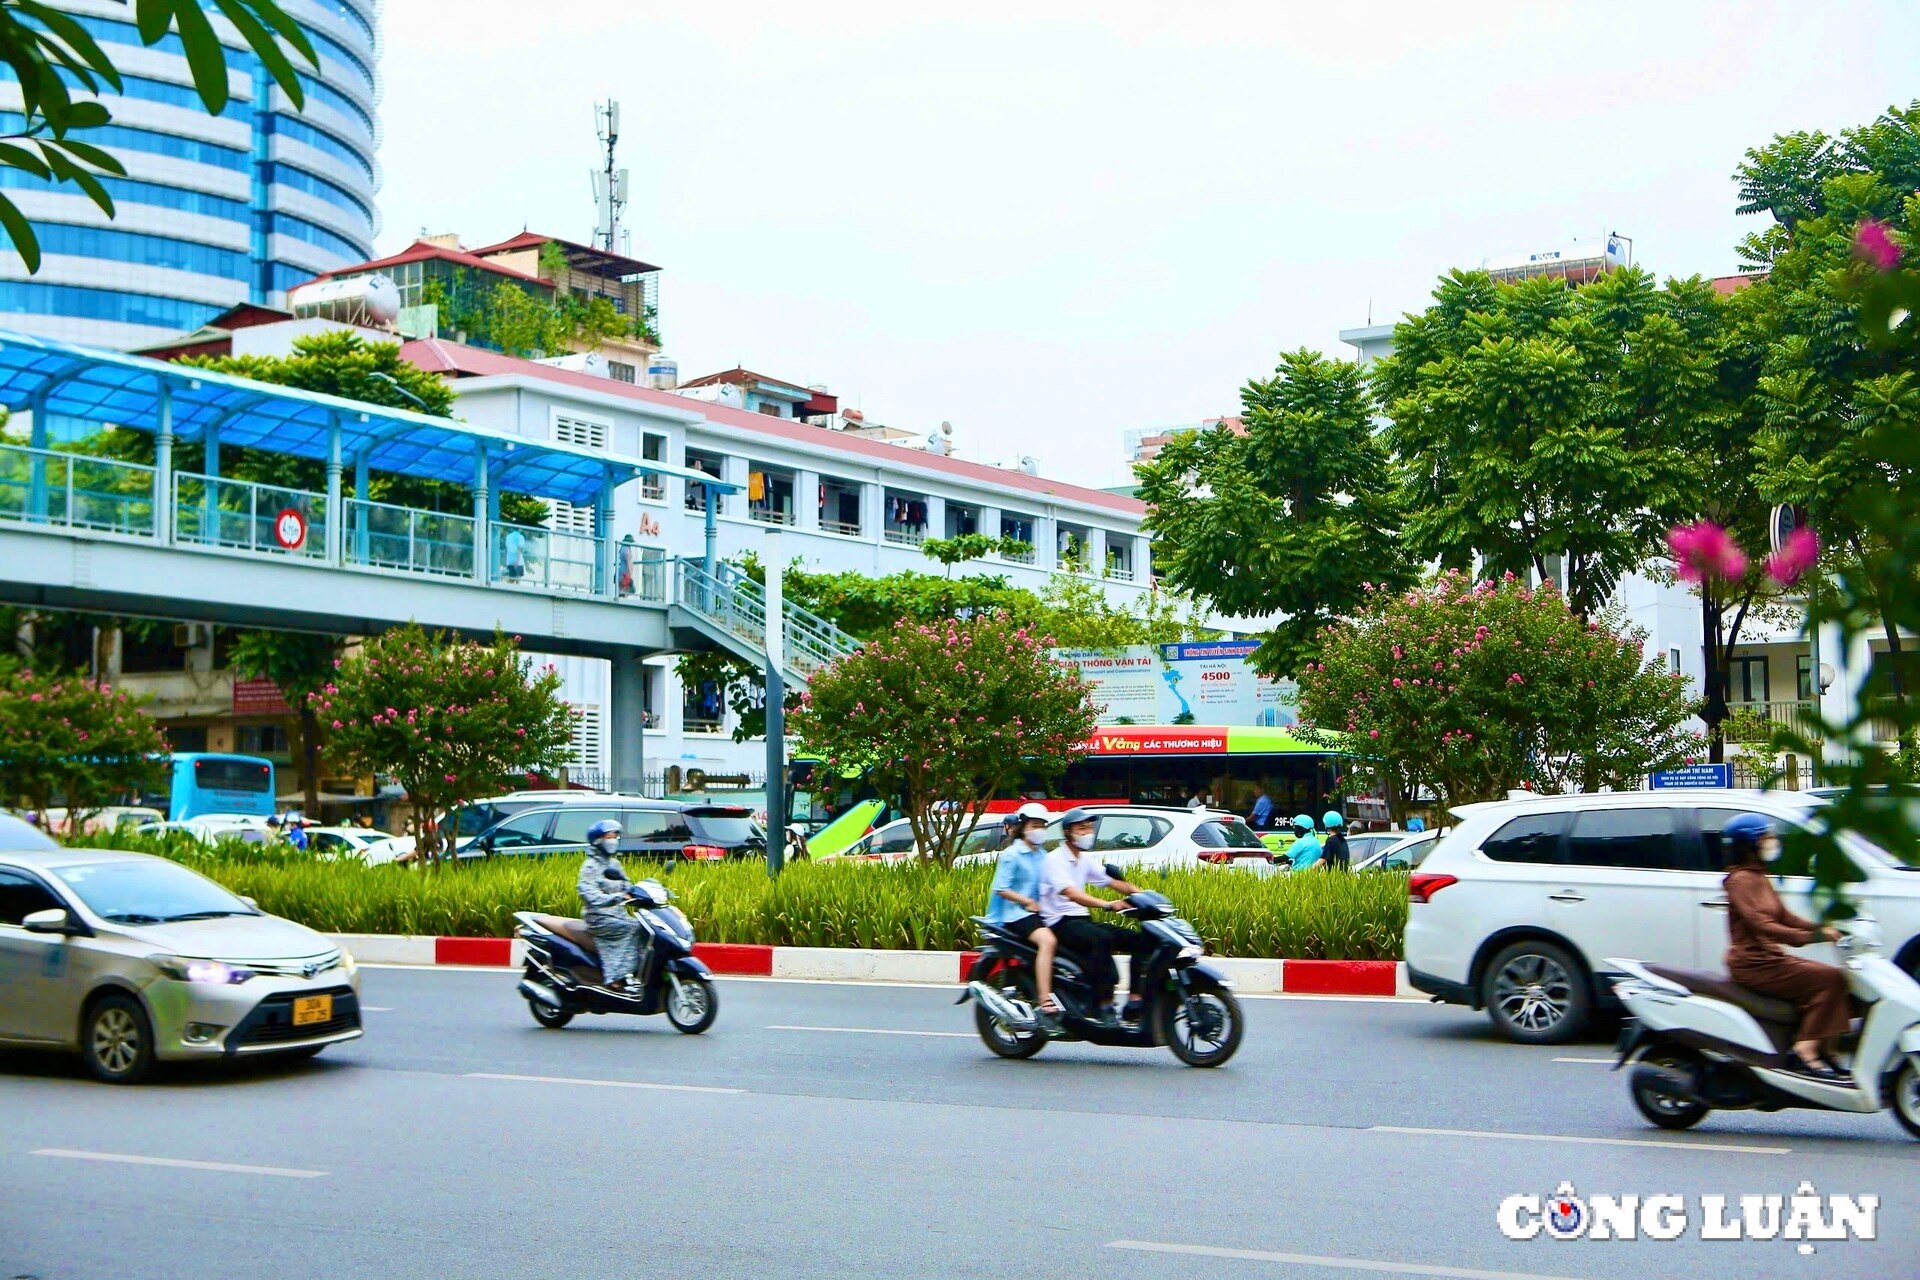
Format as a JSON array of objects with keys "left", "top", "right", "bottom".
[
  {"left": 288, "top": 274, "right": 401, "bottom": 326},
  {"left": 647, "top": 355, "right": 678, "bottom": 389}
]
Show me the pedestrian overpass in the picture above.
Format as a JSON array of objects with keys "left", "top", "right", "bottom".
[{"left": 0, "top": 329, "right": 856, "bottom": 789}]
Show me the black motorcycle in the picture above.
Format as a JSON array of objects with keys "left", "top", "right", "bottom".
[
  {"left": 958, "top": 879, "right": 1243, "bottom": 1067},
  {"left": 513, "top": 877, "right": 717, "bottom": 1034}
]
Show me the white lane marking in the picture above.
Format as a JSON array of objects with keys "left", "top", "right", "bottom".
[
  {"left": 33, "top": 1149, "right": 326, "bottom": 1178},
  {"left": 360, "top": 1006, "right": 394, "bottom": 1012},
  {"left": 1550, "top": 1056, "right": 1616, "bottom": 1064},
  {"left": 1109, "top": 1239, "right": 1589, "bottom": 1280},
  {"left": 465, "top": 1072, "right": 744, "bottom": 1095},
  {"left": 768, "top": 1024, "right": 973, "bottom": 1038},
  {"left": 1367, "top": 1125, "right": 1788, "bottom": 1155}
]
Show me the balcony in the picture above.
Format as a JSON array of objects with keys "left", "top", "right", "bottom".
[
  {"left": 1725, "top": 700, "right": 1818, "bottom": 743},
  {"left": 883, "top": 527, "right": 926, "bottom": 547}
]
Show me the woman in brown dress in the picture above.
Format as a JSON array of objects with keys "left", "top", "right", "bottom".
[{"left": 1721, "top": 813, "right": 1849, "bottom": 1081}]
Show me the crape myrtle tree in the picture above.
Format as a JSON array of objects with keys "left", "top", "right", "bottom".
[
  {"left": 1136, "top": 348, "right": 1408, "bottom": 676},
  {"left": 787, "top": 613, "right": 1101, "bottom": 867},
  {"left": 314, "top": 626, "right": 575, "bottom": 863},
  {"left": 1295, "top": 573, "right": 1701, "bottom": 811},
  {"left": 0, "top": 659, "right": 166, "bottom": 831}
]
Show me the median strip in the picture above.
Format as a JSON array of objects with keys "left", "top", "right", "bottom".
[{"left": 32, "top": 1148, "right": 327, "bottom": 1178}]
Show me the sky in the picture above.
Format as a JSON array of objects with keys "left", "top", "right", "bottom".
[{"left": 374, "top": 1, "right": 1917, "bottom": 488}]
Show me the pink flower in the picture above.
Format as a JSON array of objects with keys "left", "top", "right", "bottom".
[
  {"left": 444, "top": 773, "right": 457, "bottom": 783},
  {"left": 1667, "top": 521, "right": 1747, "bottom": 584},
  {"left": 1368, "top": 729, "right": 1380, "bottom": 739},
  {"left": 1854, "top": 218, "right": 1901, "bottom": 272},
  {"left": 331, "top": 719, "right": 342, "bottom": 729},
  {"left": 1391, "top": 678, "right": 1403, "bottom": 688},
  {"left": 1764, "top": 526, "right": 1819, "bottom": 586}
]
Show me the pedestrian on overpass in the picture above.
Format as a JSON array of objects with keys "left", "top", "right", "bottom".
[{"left": 503, "top": 526, "right": 527, "bottom": 580}]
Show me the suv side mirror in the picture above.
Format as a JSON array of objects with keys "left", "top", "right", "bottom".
[{"left": 23, "top": 907, "right": 79, "bottom": 935}]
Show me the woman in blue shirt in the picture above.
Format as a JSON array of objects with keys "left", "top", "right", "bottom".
[{"left": 986, "top": 802, "right": 1061, "bottom": 1022}]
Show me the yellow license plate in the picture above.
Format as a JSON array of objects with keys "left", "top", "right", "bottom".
[{"left": 291, "top": 994, "right": 333, "bottom": 1027}]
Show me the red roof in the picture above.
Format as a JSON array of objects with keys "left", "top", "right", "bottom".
[
  {"left": 1708, "top": 272, "right": 1764, "bottom": 295},
  {"left": 302, "top": 240, "right": 548, "bottom": 289},
  {"left": 469, "top": 232, "right": 663, "bottom": 280},
  {"left": 399, "top": 339, "right": 1144, "bottom": 516}
]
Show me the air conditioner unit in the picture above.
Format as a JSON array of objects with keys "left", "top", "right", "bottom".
[{"left": 172, "top": 623, "right": 209, "bottom": 649}]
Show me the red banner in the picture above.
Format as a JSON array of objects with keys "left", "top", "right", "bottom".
[
  {"left": 1081, "top": 727, "right": 1229, "bottom": 756},
  {"left": 232, "top": 677, "right": 292, "bottom": 717}
]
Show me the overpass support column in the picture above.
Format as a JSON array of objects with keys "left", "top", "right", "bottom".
[
  {"left": 26, "top": 388, "right": 48, "bottom": 522},
  {"left": 352, "top": 455, "right": 369, "bottom": 564},
  {"left": 610, "top": 649, "right": 647, "bottom": 794},
  {"left": 155, "top": 383, "right": 174, "bottom": 546},
  {"left": 472, "top": 447, "right": 490, "bottom": 584},
  {"left": 596, "top": 473, "right": 615, "bottom": 598},
  {"left": 325, "top": 417, "right": 343, "bottom": 564}
]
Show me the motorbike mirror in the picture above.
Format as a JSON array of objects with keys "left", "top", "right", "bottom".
[{"left": 1104, "top": 862, "right": 1125, "bottom": 881}]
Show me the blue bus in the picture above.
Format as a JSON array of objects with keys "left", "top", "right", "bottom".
[{"left": 141, "top": 753, "right": 277, "bottom": 820}]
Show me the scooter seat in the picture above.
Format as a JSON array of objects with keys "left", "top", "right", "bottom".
[
  {"left": 1645, "top": 964, "right": 1800, "bottom": 1026},
  {"left": 528, "top": 913, "right": 598, "bottom": 956}
]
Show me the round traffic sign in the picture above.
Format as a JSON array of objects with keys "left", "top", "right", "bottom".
[{"left": 273, "top": 507, "right": 308, "bottom": 550}]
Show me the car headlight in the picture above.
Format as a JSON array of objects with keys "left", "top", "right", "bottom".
[
  {"left": 338, "top": 950, "right": 357, "bottom": 977},
  {"left": 149, "top": 954, "right": 256, "bottom": 985}
]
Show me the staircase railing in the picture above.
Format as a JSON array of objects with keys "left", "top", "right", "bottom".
[{"left": 673, "top": 559, "right": 858, "bottom": 678}]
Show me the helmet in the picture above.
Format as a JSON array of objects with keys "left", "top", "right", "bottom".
[
  {"left": 585, "top": 819, "right": 624, "bottom": 844},
  {"left": 1014, "top": 802, "right": 1051, "bottom": 824},
  {"left": 1059, "top": 807, "right": 1096, "bottom": 829},
  {"left": 1322, "top": 811, "right": 1345, "bottom": 829},
  {"left": 1722, "top": 813, "right": 1774, "bottom": 849},
  {"left": 1292, "top": 813, "right": 1316, "bottom": 833}
]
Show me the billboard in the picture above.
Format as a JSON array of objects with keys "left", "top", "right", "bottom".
[{"left": 1053, "top": 642, "right": 1299, "bottom": 727}]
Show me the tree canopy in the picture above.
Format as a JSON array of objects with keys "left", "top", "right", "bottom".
[{"left": 0, "top": 658, "right": 167, "bottom": 827}]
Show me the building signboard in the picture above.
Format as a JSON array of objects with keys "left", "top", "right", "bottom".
[{"left": 1053, "top": 642, "right": 1299, "bottom": 727}]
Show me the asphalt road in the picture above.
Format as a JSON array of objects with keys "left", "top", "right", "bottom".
[{"left": 2, "top": 969, "right": 1915, "bottom": 1280}]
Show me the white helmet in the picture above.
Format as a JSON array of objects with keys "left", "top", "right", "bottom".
[{"left": 1015, "top": 802, "right": 1051, "bottom": 823}]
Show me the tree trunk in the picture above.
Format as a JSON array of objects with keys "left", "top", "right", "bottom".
[
  {"left": 1702, "top": 592, "right": 1727, "bottom": 765},
  {"left": 298, "top": 703, "right": 323, "bottom": 816}
]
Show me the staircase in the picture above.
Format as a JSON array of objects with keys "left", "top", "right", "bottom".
[{"left": 670, "top": 558, "right": 858, "bottom": 686}]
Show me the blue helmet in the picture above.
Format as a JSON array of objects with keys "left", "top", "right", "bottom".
[
  {"left": 586, "top": 819, "right": 623, "bottom": 844},
  {"left": 1322, "top": 810, "right": 1345, "bottom": 829},
  {"left": 1722, "top": 813, "right": 1773, "bottom": 850},
  {"left": 1292, "top": 813, "right": 1317, "bottom": 833}
]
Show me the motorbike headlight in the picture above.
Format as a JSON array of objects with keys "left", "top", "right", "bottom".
[{"left": 149, "top": 954, "right": 255, "bottom": 985}]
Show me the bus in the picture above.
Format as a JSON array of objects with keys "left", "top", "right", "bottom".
[
  {"left": 1000, "top": 725, "right": 1350, "bottom": 822},
  {"left": 138, "top": 753, "right": 278, "bottom": 821}
]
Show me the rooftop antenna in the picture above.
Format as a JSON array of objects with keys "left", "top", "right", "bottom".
[{"left": 590, "top": 100, "right": 629, "bottom": 254}]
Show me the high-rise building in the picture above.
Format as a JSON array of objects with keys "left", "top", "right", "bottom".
[{"left": 0, "top": 0, "right": 380, "bottom": 349}]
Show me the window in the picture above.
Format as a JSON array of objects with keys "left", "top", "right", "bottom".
[
  {"left": 263, "top": 162, "right": 376, "bottom": 225},
  {"left": 615, "top": 810, "right": 679, "bottom": 843},
  {"left": 640, "top": 435, "right": 666, "bottom": 500},
  {"left": 553, "top": 416, "right": 609, "bottom": 451},
  {"left": 0, "top": 111, "right": 246, "bottom": 171},
  {"left": 548, "top": 500, "right": 596, "bottom": 536},
  {"left": 164, "top": 725, "right": 209, "bottom": 753},
  {"left": 266, "top": 114, "right": 376, "bottom": 180},
  {"left": 869, "top": 823, "right": 920, "bottom": 856},
  {"left": 271, "top": 213, "right": 369, "bottom": 262},
  {"left": 1564, "top": 808, "right": 1682, "bottom": 871},
  {"left": 21, "top": 221, "right": 252, "bottom": 278},
  {"left": 1693, "top": 808, "right": 1848, "bottom": 879},
  {"left": 568, "top": 705, "right": 604, "bottom": 772},
  {"left": 1797, "top": 655, "right": 1816, "bottom": 701},
  {"left": 235, "top": 725, "right": 290, "bottom": 756},
  {"left": 1729, "top": 656, "right": 1770, "bottom": 704},
  {"left": 1094, "top": 815, "right": 1170, "bottom": 851},
  {"left": 0, "top": 282, "right": 220, "bottom": 332},
  {"left": 1189, "top": 819, "right": 1265, "bottom": 850},
  {"left": 308, "top": 831, "right": 352, "bottom": 854},
  {"left": 194, "top": 758, "right": 271, "bottom": 792},
  {"left": 608, "top": 362, "right": 636, "bottom": 384},
  {"left": 0, "top": 869, "right": 63, "bottom": 926},
  {"left": 1479, "top": 812, "right": 1567, "bottom": 864},
  {"left": 1669, "top": 648, "right": 1683, "bottom": 676},
  {"left": 0, "top": 169, "right": 249, "bottom": 223},
  {"left": 685, "top": 449, "right": 727, "bottom": 513},
  {"left": 485, "top": 812, "right": 553, "bottom": 850},
  {"left": 548, "top": 808, "right": 617, "bottom": 846}
]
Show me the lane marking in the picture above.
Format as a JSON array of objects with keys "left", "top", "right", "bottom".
[
  {"left": 464, "top": 1072, "right": 745, "bottom": 1095},
  {"left": 1108, "top": 1239, "right": 1589, "bottom": 1280},
  {"left": 32, "top": 1149, "right": 326, "bottom": 1179},
  {"left": 1550, "top": 1057, "right": 1615, "bottom": 1064},
  {"left": 361, "top": 1006, "right": 394, "bottom": 1012},
  {"left": 1367, "top": 1125, "right": 1789, "bottom": 1155},
  {"left": 768, "top": 1024, "right": 973, "bottom": 1038}
]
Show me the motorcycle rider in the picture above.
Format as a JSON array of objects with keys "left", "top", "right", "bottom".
[
  {"left": 1286, "top": 813, "right": 1323, "bottom": 870},
  {"left": 1039, "top": 807, "right": 1150, "bottom": 1026},
  {"left": 1320, "top": 810, "right": 1351, "bottom": 871},
  {"left": 578, "top": 819, "right": 646, "bottom": 992},
  {"left": 985, "top": 801, "right": 1062, "bottom": 1024},
  {"left": 1720, "top": 813, "right": 1849, "bottom": 1081}
]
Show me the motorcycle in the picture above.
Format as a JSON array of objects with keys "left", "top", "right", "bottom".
[
  {"left": 958, "top": 875, "right": 1244, "bottom": 1067},
  {"left": 513, "top": 876, "right": 718, "bottom": 1034},
  {"left": 1610, "top": 915, "right": 1920, "bottom": 1139}
]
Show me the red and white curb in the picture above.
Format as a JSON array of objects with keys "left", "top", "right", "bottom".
[{"left": 327, "top": 933, "right": 1413, "bottom": 997}]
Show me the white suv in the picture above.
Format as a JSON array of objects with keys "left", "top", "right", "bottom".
[{"left": 1405, "top": 789, "right": 1920, "bottom": 1043}]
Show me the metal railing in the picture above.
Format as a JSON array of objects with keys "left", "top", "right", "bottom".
[
  {"left": 174, "top": 472, "right": 327, "bottom": 558},
  {"left": 883, "top": 526, "right": 927, "bottom": 547},
  {"left": 1105, "top": 559, "right": 1136, "bottom": 581},
  {"left": 344, "top": 497, "right": 475, "bottom": 579},
  {"left": 749, "top": 506, "right": 796, "bottom": 527},
  {"left": 0, "top": 443, "right": 155, "bottom": 535},
  {"left": 639, "top": 477, "right": 665, "bottom": 501},
  {"left": 493, "top": 521, "right": 600, "bottom": 595},
  {"left": 1001, "top": 544, "right": 1036, "bottom": 565},
  {"left": 673, "top": 558, "right": 859, "bottom": 679},
  {"left": 820, "top": 518, "right": 862, "bottom": 538},
  {"left": 1724, "top": 700, "right": 1820, "bottom": 743}
]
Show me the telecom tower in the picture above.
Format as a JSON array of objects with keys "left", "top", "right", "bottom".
[{"left": 591, "top": 101, "right": 631, "bottom": 256}]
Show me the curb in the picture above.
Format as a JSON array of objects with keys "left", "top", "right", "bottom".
[{"left": 328, "top": 933, "right": 1410, "bottom": 997}]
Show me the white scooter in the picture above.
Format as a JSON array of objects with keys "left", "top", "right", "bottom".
[{"left": 1609, "top": 916, "right": 1920, "bottom": 1139}]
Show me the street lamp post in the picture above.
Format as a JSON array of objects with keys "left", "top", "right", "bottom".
[{"left": 763, "top": 532, "right": 786, "bottom": 877}]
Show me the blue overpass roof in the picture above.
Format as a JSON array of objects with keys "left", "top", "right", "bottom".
[{"left": 0, "top": 329, "right": 734, "bottom": 506}]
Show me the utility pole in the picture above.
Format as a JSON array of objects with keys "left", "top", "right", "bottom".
[
  {"left": 590, "top": 100, "right": 629, "bottom": 254},
  {"left": 763, "top": 532, "right": 787, "bottom": 877}
]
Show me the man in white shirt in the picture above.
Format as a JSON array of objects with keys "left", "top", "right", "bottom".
[{"left": 1039, "top": 808, "right": 1150, "bottom": 1025}]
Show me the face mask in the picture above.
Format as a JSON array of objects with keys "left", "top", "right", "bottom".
[
  {"left": 1022, "top": 829, "right": 1046, "bottom": 848},
  {"left": 1759, "top": 836, "right": 1782, "bottom": 864},
  {"left": 1070, "top": 832, "right": 1095, "bottom": 851},
  {"left": 595, "top": 838, "right": 620, "bottom": 856}
]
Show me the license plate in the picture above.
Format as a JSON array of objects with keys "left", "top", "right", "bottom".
[{"left": 292, "top": 994, "right": 333, "bottom": 1027}]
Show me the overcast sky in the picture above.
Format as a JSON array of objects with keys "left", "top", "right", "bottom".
[{"left": 374, "top": 1, "right": 1915, "bottom": 487}]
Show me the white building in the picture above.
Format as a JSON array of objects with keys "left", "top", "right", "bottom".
[{"left": 400, "top": 340, "right": 1155, "bottom": 784}]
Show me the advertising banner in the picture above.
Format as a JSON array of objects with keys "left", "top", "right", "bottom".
[{"left": 1053, "top": 643, "right": 1299, "bottom": 727}]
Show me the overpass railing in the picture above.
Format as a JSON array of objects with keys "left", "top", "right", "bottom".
[
  {"left": 0, "top": 445, "right": 156, "bottom": 535},
  {"left": 674, "top": 558, "right": 858, "bottom": 678},
  {"left": 175, "top": 472, "right": 328, "bottom": 559},
  {"left": 344, "top": 497, "right": 474, "bottom": 579}
]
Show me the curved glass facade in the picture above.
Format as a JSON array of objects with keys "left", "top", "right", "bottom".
[{"left": 0, "top": 6, "right": 380, "bottom": 346}]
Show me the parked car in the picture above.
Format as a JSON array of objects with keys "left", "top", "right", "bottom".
[
  {"left": 959, "top": 806, "right": 1273, "bottom": 871},
  {"left": 304, "top": 826, "right": 396, "bottom": 861},
  {"left": 1354, "top": 829, "right": 1440, "bottom": 872},
  {"left": 830, "top": 816, "right": 1007, "bottom": 864},
  {"left": 1344, "top": 831, "right": 1411, "bottom": 864},
  {"left": 37, "top": 806, "right": 167, "bottom": 836},
  {"left": 465, "top": 799, "right": 768, "bottom": 862},
  {"left": 377, "top": 789, "right": 659, "bottom": 863},
  {"left": 133, "top": 815, "right": 274, "bottom": 847},
  {"left": 0, "top": 845, "right": 362, "bottom": 1082},
  {"left": 1404, "top": 789, "right": 1920, "bottom": 1044}
]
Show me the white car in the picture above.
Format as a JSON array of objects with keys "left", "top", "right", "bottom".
[
  {"left": 832, "top": 817, "right": 1005, "bottom": 864},
  {"left": 1353, "top": 829, "right": 1441, "bottom": 872},
  {"left": 1404, "top": 789, "right": 1920, "bottom": 1044},
  {"left": 958, "top": 806, "right": 1274, "bottom": 871},
  {"left": 303, "top": 826, "right": 396, "bottom": 861},
  {"left": 134, "top": 815, "right": 275, "bottom": 847}
]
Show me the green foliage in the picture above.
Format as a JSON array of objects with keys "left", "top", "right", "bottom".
[
  {"left": 484, "top": 281, "right": 572, "bottom": 358},
  {"left": 315, "top": 626, "right": 575, "bottom": 861},
  {"left": 1296, "top": 572, "right": 1701, "bottom": 809},
  {"left": 90, "top": 833, "right": 1411, "bottom": 960},
  {"left": 0, "top": 657, "right": 166, "bottom": 824},
  {"left": 1376, "top": 268, "right": 1701, "bottom": 620},
  {"left": 789, "top": 614, "right": 1100, "bottom": 866},
  {"left": 227, "top": 630, "right": 343, "bottom": 812},
  {"left": 1136, "top": 349, "right": 1408, "bottom": 676},
  {"left": 920, "top": 532, "right": 1002, "bottom": 573},
  {"left": 0, "top": 0, "right": 316, "bottom": 270}
]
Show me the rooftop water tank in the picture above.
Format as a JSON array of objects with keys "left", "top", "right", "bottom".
[
  {"left": 647, "top": 354, "right": 678, "bottom": 390},
  {"left": 288, "top": 274, "right": 401, "bottom": 327}
]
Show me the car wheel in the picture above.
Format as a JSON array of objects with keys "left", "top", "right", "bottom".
[
  {"left": 1482, "top": 939, "right": 1590, "bottom": 1044},
  {"left": 84, "top": 993, "right": 156, "bottom": 1084}
]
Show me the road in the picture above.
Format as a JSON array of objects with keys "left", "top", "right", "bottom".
[{"left": 2, "top": 969, "right": 1914, "bottom": 1280}]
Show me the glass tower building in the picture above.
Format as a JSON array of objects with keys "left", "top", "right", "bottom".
[{"left": 0, "top": 0, "right": 380, "bottom": 348}]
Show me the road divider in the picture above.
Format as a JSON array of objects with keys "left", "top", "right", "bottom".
[{"left": 333, "top": 932, "right": 1411, "bottom": 997}]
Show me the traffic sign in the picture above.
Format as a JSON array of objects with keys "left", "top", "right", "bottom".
[{"left": 273, "top": 507, "right": 308, "bottom": 550}]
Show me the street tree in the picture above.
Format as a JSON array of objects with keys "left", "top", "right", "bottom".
[
  {"left": 313, "top": 626, "right": 575, "bottom": 862},
  {"left": 788, "top": 614, "right": 1100, "bottom": 866},
  {"left": 0, "top": 659, "right": 166, "bottom": 830},
  {"left": 0, "top": 0, "right": 317, "bottom": 269},
  {"left": 1375, "top": 267, "right": 1696, "bottom": 621},
  {"left": 226, "top": 630, "right": 343, "bottom": 816},
  {"left": 1136, "top": 348, "right": 1407, "bottom": 676},
  {"left": 1295, "top": 572, "right": 1700, "bottom": 811}
]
